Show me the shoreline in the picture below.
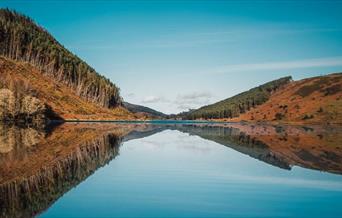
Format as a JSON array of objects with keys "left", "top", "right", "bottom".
[
  {"left": 2, "top": 118, "right": 341, "bottom": 127},
  {"left": 58, "top": 119, "right": 342, "bottom": 126}
]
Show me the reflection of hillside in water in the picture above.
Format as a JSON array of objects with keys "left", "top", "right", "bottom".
[
  {"left": 169, "top": 123, "right": 342, "bottom": 174},
  {"left": 0, "top": 123, "right": 164, "bottom": 218},
  {"left": 0, "top": 122, "right": 341, "bottom": 217}
]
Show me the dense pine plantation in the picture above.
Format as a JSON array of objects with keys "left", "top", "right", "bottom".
[{"left": 0, "top": 9, "right": 121, "bottom": 108}]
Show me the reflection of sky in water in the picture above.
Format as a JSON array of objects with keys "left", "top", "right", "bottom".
[{"left": 41, "top": 130, "right": 342, "bottom": 218}]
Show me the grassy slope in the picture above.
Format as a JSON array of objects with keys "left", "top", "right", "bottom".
[
  {"left": 0, "top": 56, "right": 135, "bottom": 120},
  {"left": 224, "top": 73, "right": 342, "bottom": 124},
  {"left": 182, "top": 77, "right": 292, "bottom": 119}
]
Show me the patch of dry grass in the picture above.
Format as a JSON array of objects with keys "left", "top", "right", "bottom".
[{"left": 0, "top": 56, "right": 135, "bottom": 120}]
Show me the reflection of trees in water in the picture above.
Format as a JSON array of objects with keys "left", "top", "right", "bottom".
[
  {"left": 169, "top": 124, "right": 342, "bottom": 174},
  {"left": 170, "top": 124, "right": 291, "bottom": 170},
  {"left": 0, "top": 123, "right": 341, "bottom": 217},
  {"left": 0, "top": 124, "right": 45, "bottom": 153},
  {"left": 0, "top": 123, "right": 167, "bottom": 218},
  {"left": 0, "top": 124, "right": 123, "bottom": 218}
]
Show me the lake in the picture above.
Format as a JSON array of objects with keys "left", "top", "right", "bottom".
[{"left": 0, "top": 122, "right": 341, "bottom": 218}]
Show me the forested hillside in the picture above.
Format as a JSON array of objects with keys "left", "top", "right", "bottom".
[
  {"left": 181, "top": 77, "right": 292, "bottom": 120},
  {"left": 0, "top": 57, "right": 133, "bottom": 121},
  {"left": 233, "top": 73, "right": 342, "bottom": 124},
  {"left": 0, "top": 9, "right": 121, "bottom": 108}
]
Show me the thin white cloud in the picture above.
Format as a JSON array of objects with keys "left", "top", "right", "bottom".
[
  {"left": 175, "top": 91, "right": 213, "bottom": 110},
  {"left": 136, "top": 92, "right": 213, "bottom": 112},
  {"left": 141, "top": 95, "right": 168, "bottom": 104},
  {"left": 126, "top": 93, "right": 135, "bottom": 97},
  {"left": 214, "top": 56, "right": 342, "bottom": 74},
  {"left": 178, "top": 92, "right": 213, "bottom": 100}
]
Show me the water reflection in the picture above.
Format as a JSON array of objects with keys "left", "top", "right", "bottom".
[
  {"left": 0, "top": 122, "right": 341, "bottom": 217},
  {"left": 168, "top": 123, "right": 342, "bottom": 174},
  {"left": 0, "top": 123, "right": 161, "bottom": 217}
]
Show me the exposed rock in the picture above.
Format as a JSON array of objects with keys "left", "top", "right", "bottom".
[
  {"left": 21, "top": 95, "right": 46, "bottom": 116},
  {"left": 0, "top": 88, "right": 47, "bottom": 124},
  {"left": 0, "top": 89, "right": 16, "bottom": 118}
]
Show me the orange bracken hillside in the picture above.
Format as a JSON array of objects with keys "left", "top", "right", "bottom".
[
  {"left": 0, "top": 57, "right": 136, "bottom": 121},
  {"left": 228, "top": 73, "right": 342, "bottom": 124}
]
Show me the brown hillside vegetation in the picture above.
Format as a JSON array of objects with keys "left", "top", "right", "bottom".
[
  {"left": 0, "top": 9, "right": 121, "bottom": 108},
  {"left": 0, "top": 56, "right": 135, "bottom": 120},
  {"left": 226, "top": 73, "right": 342, "bottom": 124}
]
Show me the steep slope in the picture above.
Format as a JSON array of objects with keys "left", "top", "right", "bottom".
[
  {"left": 180, "top": 73, "right": 342, "bottom": 124},
  {"left": 0, "top": 57, "right": 134, "bottom": 120},
  {"left": 181, "top": 76, "right": 292, "bottom": 120},
  {"left": 230, "top": 73, "right": 342, "bottom": 124},
  {"left": 0, "top": 9, "right": 121, "bottom": 108},
  {"left": 123, "top": 102, "right": 167, "bottom": 119}
]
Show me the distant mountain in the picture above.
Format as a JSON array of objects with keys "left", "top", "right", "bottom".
[
  {"left": 232, "top": 73, "right": 342, "bottom": 124},
  {"left": 179, "top": 73, "right": 342, "bottom": 124},
  {"left": 181, "top": 76, "right": 292, "bottom": 120},
  {"left": 0, "top": 9, "right": 134, "bottom": 122},
  {"left": 123, "top": 102, "right": 167, "bottom": 119}
]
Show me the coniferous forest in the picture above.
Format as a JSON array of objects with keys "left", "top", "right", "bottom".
[
  {"left": 0, "top": 9, "right": 121, "bottom": 108},
  {"left": 180, "top": 77, "right": 292, "bottom": 120}
]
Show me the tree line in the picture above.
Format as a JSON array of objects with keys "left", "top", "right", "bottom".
[
  {"left": 180, "top": 76, "right": 292, "bottom": 120},
  {"left": 0, "top": 9, "right": 121, "bottom": 108}
]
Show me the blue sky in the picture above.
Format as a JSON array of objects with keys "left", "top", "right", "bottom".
[{"left": 1, "top": 0, "right": 342, "bottom": 114}]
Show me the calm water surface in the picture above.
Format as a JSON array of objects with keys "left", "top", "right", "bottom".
[{"left": 0, "top": 122, "right": 341, "bottom": 218}]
